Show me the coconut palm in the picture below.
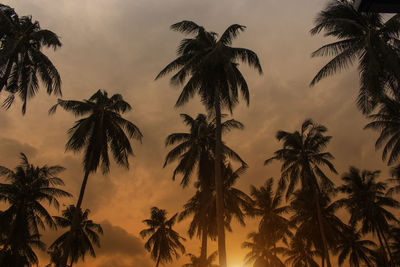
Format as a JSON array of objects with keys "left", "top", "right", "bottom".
[
  {"left": 0, "top": 153, "right": 71, "bottom": 266},
  {"left": 179, "top": 162, "right": 252, "bottom": 267},
  {"left": 140, "top": 207, "right": 185, "bottom": 267},
  {"left": 390, "top": 226, "right": 400, "bottom": 266},
  {"left": 156, "top": 21, "right": 262, "bottom": 267},
  {"left": 49, "top": 205, "right": 103, "bottom": 266},
  {"left": 182, "top": 251, "right": 218, "bottom": 267},
  {"left": 265, "top": 119, "right": 337, "bottom": 267},
  {"left": 310, "top": 0, "right": 400, "bottom": 114},
  {"left": 0, "top": 3, "right": 62, "bottom": 114},
  {"left": 365, "top": 96, "right": 400, "bottom": 165},
  {"left": 336, "top": 166, "right": 400, "bottom": 264},
  {"left": 283, "top": 236, "right": 319, "bottom": 267},
  {"left": 242, "top": 231, "right": 284, "bottom": 267},
  {"left": 164, "top": 113, "right": 245, "bottom": 187},
  {"left": 49, "top": 89, "right": 142, "bottom": 265},
  {"left": 336, "top": 226, "right": 376, "bottom": 267},
  {"left": 249, "top": 178, "right": 292, "bottom": 248},
  {"left": 290, "top": 189, "right": 346, "bottom": 267}
]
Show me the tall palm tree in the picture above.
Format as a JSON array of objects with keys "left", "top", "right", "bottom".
[
  {"left": 140, "top": 207, "right": 185, "bottom": 267},
  {"left": 49, "top": 89, "right": 142, "bottom": 265},
  {"left": 310, "top": 0, "right": 400, "bottom": 114},
  {"left": 242, "top": 231, "right": 284, "bottom": 267},
  {"left": 49, "top": 205, "right": 103, "bottom": 266},
  {"left": 0, "top": 153, "right": 71, "bottom": 266},
  {"left": 336, "top": 226, "right": 376, "bottom": 267},
  {"left": 164, "top": 113, "right": 245, "bottom": 187},
  {"left": 283, "top": 236, "right": 319, "bottom": 267},
  {"left": 265, "top": 119, "right": 337, "bottom": 267},
  {"left": 336, "top": 166, "right": 400, "bottom": 264},
  {"left": 156, "top": 21, "right": 262, "bottom": 267},
  {"left": 182, "top": 251, "right": 218, "bottom": 267},
  {"left": 365, "top": 96, "right": 400, "bottom": 165},
  {"left": 0, "top": 3, "right": 62, "bottom": 114},
  {"left": 249, "top": 178, "right": 292, "bottom": 248}
]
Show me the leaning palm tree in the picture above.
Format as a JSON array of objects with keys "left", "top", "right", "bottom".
[
  {"left": 182, "top": 251, "right": 218, "bottom": 267},
  {"left": 336, "top": 166, "right": 400, "bottom": 265},
  {"left": 49, "top": 205, "right": 103, "bottom": 266},
  {"left": 0, "top": 153, "right": 71, "bottom": 266},
  {"left": 140, "top": 207, "right": 185, "bottom": 267},
  {"left": 0, "top": 3, "right": 62, "bottom": 113},
  {"left": 310, "top": 1, "right": 400, "bottom": 114},
  {"left": 49, "top": 89, "right": 142, "bottom": 265},
  {"left": 336, "top": 226, "right": 376, "bottom": 267},
  {"left": 156, "top": 21, "right": 262, "bottom": 267},
  {"left": 265, "top": 119, "right": 337, "bottom": 267}
]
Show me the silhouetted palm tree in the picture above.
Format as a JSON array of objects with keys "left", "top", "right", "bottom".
[
  {"left": 390, "top": 225, "right": 400, "bottom": 266},
  {"left": 164, "top": 113, "right": 245, "bottom": 187},
  {"left": 365, "top": 97, "right": 400, "bottom": 165},
  {"left": 242, "top": 231, "right": 284, "bottom": 267},
  {"left": 182, "top": 251, "right": 218, "bottom": 267},
  {"left": 290, "top": 189, "right": 346, "bottom": 267},
  {"left": 0, "top": 3, "right": 62, "bottom": 114},
  {"left": 140, "top": 207, "right": 185, "bottom": 267},
  {"left": 310, "top": 1, "right": 400, "bottom": 114},
  {"left": 336, "top": 226, "right": 376, "bottom": 267},
  {"left": 336, "top": 166, "right": 400, "bottom": 264},
  {"left": 0, "top": 153, "right": 71, "bottom": 265},
  {"left": 283, "top": 236, "right": 319, "bottom": 267},
  {"left": 49, "top": 89, "right": 142, "bottom": 265},
  {"left": 49, "top": 205, "right": 102, "bottom": 266},
  {"left": 156, "top": 20, "right": 262, "bottom": 267},
  {"left": 265, "top": 119, "right": 337, "bottom": 267},
  {"left": 249, "top": 178, "right": 292, "bottom": 248}
]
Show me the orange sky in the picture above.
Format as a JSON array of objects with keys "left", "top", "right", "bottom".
[{"left": 0, "top": 0, "right": 394, "bottom": 266}]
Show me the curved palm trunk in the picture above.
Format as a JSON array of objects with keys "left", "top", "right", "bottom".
[
  {"left": 200, "top": 228, "right": 208, "bottom": 267},
  {"left": 156, "top": 254, "right": 161, "bottom": 267},
  {"left": 375, "top": 225, "right": 391, "bottom": 266},
  {"left": 214, "top": 95, "right": 227, "bottom": 267},
  {"left": 378, "top": 224, "right": 394, "bottom": 266},
  {"left": 315, "top": 192, "right": 332, "bottom": 267},
  {"left": 60, "top": 170, "right": 91, "bottom": 267}
]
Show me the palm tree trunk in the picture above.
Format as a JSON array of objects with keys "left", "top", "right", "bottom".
[
  {"left": 375, "top": 225, "right": 391, "bottom": 266},
  {"left": 200, "top": 227, "right": 208, "bottom": 267},
  {"left": 314, "top": 190, "right": 332, "bottom": 267},
  {"left": 378, "top": 224, "right": 393, "bottom": 266},
  {"left": 214, "top": 94, "right": 227, "bottom": 267},
  {"left": 156, "top": 254, "right": 161, "bottom": 267}
]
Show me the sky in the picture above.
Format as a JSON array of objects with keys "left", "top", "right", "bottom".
[{"left": 0, "top": 0, "right": 394, "bottom": 266}]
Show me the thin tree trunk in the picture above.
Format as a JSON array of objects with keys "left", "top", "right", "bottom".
[
  {"left": 200, "top": 227, "right": 208, "bottom": 267},
  {"left": 156, "top": 254, "right": 161, "bottom": 267},
  {"left": 315, "top": 191, "right": 332, "bottom": 267},
  {"left": 375, "top": 225, "right": 391, "bottom": 266},
  {"left": 378, "top": 224, "right": 393, "bottom": 266},
  {"left": 214, "top": 94, "right": 227, "bottom": 267},
  {"left": 321, "top": 256, "right": 325, "bottom": 267}
]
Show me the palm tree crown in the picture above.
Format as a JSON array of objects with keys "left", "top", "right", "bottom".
[
  {"left": 140, "top": 207, "right": 186, "bottom": 267},
  {"left": 0, "top": 4, "right": 62, "bottom": 113}
]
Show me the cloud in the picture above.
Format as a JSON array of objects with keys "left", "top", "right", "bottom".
[{"left": 0, "top": 137, "right": 38, "bottom": 164}]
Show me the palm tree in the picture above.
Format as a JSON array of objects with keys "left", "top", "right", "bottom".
[
  {"left": 336, "top": 226, "right": 376, "bottom": 267},
  {"left": 310, "top": 0, "right": 400, "bottom": 114},
  {"left": 182, "top": 251, "right": 218, "bottom": 267},
  {"left": 390, "top": 225, "right": 400, "bottom": 266},
  {"left": 164, "top": 113, "right": 245, "bottom": 187},
  {"left": 365, "top": 96, "right": 400, "bottom": 165},
  {"left": 156, "top": 21, "right": 262, "bottom": 267},
  {"left": 336, "top": 166, "right": 400, "bottom": 264},
  {"left": 265, "top": 119, "right": 337, "bottom": 267},
  {"left": 49, "top": 205, "right": 103, "bottom": 266},
  {"left": 49, "top": 89, "right": 142, "bottom": 265},
  {"left": 140, "top": 207, "right": 185, "bottom": 267},
  {"left": 249, "top": 178, "right": 292, "bottom": 248},
  {"left": 290, "top": 189, "right": 346, "bottom": 267},
  {"left": 283, "top": 236, "right": 319, "bottom": 267},
  {"left": 0, "top": 153, "right": 71, "bottom": 265},
  {"left": 0, "top": 3, "right": 62, "bottom": 114},
  {"left": 242, "top": 231, "right": 284, "bottom": 267}
]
